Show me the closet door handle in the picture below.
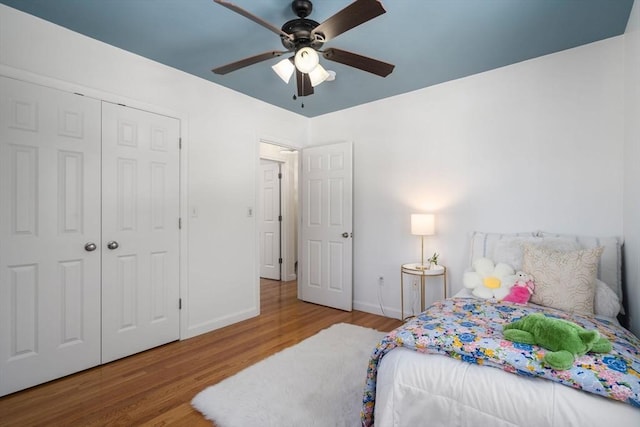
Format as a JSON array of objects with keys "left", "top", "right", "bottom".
[
  {"left": 107, "top": 241, "right": 119, "bottom": 250},
  {"left": 84, "top": 242, "right": 97, "bottom": 252}
]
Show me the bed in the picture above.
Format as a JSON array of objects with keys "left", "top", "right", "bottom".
[{"left": 361, "top": 231, "right": 640, "bottom": 426}]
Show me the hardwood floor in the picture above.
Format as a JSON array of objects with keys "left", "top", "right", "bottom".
[{"left": 0, "top": 279, "right": 402, "bottom": 426}]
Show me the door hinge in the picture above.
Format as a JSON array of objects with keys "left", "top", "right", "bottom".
[
  {"left": 179, "top": 218, "right": 182, "bottom": 229},
  {"left": 278, "top": 215, "right": 282, "bottom": 222},
  {"left": 279, "top": 258, "right": 283, "bottom": 264},
  {"left": 278, "top": 172, "right": 282, "bottom": 179},
  {"left": 179, "top": 137, "right": 182, "bottom": 149},
  {"left": 179, "top": 298, "right": 182, "bottom": 310}
]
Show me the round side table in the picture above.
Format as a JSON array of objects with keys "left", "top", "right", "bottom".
[{"left": 400, "top": 263, "right": 447, "bottom": 321}]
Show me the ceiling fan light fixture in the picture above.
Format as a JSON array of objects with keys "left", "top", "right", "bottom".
[
  {"left": 272, "top": 57, "right": 295, "bottom": 83},
  {"left": 294, "top": 47, "right": 319, "bottom": 73},
  {"left": 309, "top": 63, "right": 330, "bottom": 87}
]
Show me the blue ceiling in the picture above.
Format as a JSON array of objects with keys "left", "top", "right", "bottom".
[{"left": 0, "top": 0, "right": 634, "bottom": 117}]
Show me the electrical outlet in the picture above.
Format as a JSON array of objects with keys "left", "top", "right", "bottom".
[{"left": 378, "top": 276, "right": 384, "bottom": 287}]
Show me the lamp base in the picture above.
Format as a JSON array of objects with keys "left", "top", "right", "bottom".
[{"left": 414, "top": 264, "right": 430, "bottom": 270}]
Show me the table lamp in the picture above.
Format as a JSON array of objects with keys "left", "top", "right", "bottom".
[{"left": 411, "top": 213, "right": 435, "bottom": 270}]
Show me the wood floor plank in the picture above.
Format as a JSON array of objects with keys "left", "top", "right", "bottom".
[{"left": 0, "top": 279, "right": 401, "bottom": 426}]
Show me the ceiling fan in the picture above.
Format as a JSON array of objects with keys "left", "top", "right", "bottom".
[{"left": 212, "top": 0, "right": 395, "bottom": 97}]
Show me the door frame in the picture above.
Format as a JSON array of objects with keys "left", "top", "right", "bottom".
[
  {"left": 257, "top": 139, "right": 299, "bottom": 284},
  {"left": 0, "top": 65, "right": 191, "bottom": 340}
]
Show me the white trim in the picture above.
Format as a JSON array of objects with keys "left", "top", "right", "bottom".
[
  {"left": 353, "top": 300, "right": 400, "bottom": 319},
  {"left": 183, "top": 307, "right": 260, "bottom": 339},
  {"left": 0, "top": 64, "right": 184, "bottom": 120}
]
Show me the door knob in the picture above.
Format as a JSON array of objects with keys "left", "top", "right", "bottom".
[
  {"left": 342, "top": 232, "right": 349, "bottom": 238},
  {"left": 84, "top": 242, "right": 97, "bottom": 252},
  {"left": 107, "top": 241, "right": 119, "bottom": 250}
]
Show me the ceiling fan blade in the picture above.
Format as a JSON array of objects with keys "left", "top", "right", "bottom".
[
  {"left": 296, "top": 70, "right": 314, "bottom": 97},
  {"left": 322, "top": 48, "right": 394, "bottom": 77},
  {"left": 213, "top": 0, "right": 293, "bottom": 40},
  {"left": 311, "top": 0, "right": 386, "bottom": 42},
  {"left": 212, "top": 50, "right": 286, "bottom": 74}
]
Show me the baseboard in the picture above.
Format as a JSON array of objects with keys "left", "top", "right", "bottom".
[
  {"left": 353, "top": 300, "right": 401, "bottom": 320},
  {"left": 182, "top": 307, "right": 259, "bottom": 339}
]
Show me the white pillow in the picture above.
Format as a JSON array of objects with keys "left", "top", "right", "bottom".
[
  {"left": 492, "top": 237, "right": 581, "bottom": 271},
  {"left": 492, "top": 237, "right": 541, "bottom": 270},
  {"left": 594, "top": 279, "right": 621, "bottom": 318},
  {"left": 468, "top": 231, "right": 537, "bottom": 266}
]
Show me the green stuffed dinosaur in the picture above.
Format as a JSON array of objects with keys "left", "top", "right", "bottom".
[{"left": 503, "top": 313, "right": 612, "bottom": 370}]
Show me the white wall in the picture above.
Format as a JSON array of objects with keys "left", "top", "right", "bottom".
[
  {"left": 624, "top": 0, "right": 640, "bottom": 336},
  {"left": 310, "top": 37, "right": 626, "bottom": 321},
  {"left": 0, "top": 5, "right": 308, "bottom": 338}
]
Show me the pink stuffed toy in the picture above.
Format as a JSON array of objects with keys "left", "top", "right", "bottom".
[{"left": 502, "top": 271, "right": 535, "bottom": 305}]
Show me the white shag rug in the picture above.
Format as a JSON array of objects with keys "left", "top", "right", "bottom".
[{"left": 191, "top": 323, "right": 384, "bottom": 427}]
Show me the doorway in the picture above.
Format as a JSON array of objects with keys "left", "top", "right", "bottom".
[{"left": 258, "top": 142, "right": 299, "bottom": 285}]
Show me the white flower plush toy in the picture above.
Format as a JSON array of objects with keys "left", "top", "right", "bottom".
[{"left": 463, "top": 258, "right": 517, "bottom": 300}]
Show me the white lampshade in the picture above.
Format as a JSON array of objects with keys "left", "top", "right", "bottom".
[
  {"left": 411, "top": 214, "right": 435, "bottom": 236},
  {"left": 294, "top": 47, "right": 319, "bottom": 73},
  {"left": 308, "top": 63, "right": 330, "bottom": 87},
  {"left": 272, "top": 57, "right": 295, "bottom": 83}
]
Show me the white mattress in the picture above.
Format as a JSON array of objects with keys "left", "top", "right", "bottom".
[{"left": 374, "top": 347, "right": 640, "bottom": 427}]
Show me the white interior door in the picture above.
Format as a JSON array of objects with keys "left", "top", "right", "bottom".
[
  {"left": 0, "top": 77, "right": 102, "bottom": 396},
  {"left": 101, "top": 102, "right": 180, "bottom": 363},
  {"left": 259, "top": 160, "right": 281, "bottom": 280},
  {"left": 299, "top": 142, "right": 353, "bottom": 311}
]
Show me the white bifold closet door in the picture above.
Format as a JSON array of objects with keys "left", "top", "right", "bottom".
[
  {"left": 0, "top": 77, "right": 102, "bottom": 396},
  {"left": 101, "top": 102, "right": 180, "bottom": 363},
  {"left": 0, "top": 77, "right": 180, "bottom": 396}
]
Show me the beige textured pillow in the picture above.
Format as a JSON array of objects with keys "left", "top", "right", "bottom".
[{"left": 522, "top": 245, "right": 603, "bottom": 315}]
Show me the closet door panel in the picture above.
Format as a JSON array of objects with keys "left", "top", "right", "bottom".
[
  {"left": 0, "top": 77, "right": 102, "bottom": 396},
  {"left": 101, "top": 102, "right": 180, "bottom": 363}
]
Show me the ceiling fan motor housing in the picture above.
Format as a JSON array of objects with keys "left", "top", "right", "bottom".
[{"left": 281, "top": 18, "right": 324, "bottom": 51}]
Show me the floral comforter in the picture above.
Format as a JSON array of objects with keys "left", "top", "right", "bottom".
[{"left": 361, "top": 298, "right": 640, "bottom": 426}]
